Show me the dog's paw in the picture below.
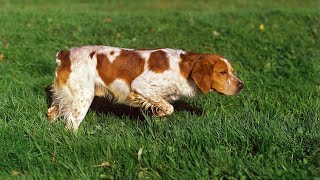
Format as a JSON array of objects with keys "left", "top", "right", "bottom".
[
  {"left": 151, "top": 104, "right": 174, "bottom": 117},
  {"left": 47, "top": 105, "right": 59, "bottom": 122}
]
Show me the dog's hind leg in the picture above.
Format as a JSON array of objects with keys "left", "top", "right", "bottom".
[
  {"left": 47, "top": 82, "right": 95, "bottom": 131},
  {"left": 62, "top": 83, "right": 95, "bottom": 132},
  {"left": 47, "top": 49, "right": 99, "bottom": 131}
]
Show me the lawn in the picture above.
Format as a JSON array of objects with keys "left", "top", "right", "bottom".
[{"left": 0, "top": 0, "right": 319, "bottom": 179}]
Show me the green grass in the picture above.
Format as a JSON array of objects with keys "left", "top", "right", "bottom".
[{"left": 0, "top": 0, "right": 319, "bottom": 179}]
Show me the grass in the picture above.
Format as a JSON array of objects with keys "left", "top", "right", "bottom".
[{"left": 0, "top": 0, "right": 319, "bottom": 179}]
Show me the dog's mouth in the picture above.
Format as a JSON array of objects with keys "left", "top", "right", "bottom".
[
  {"left": 210, "top": 88, "right": 225, "bottom": 95},
  {"left": 209, "top": 88, "right": 218, "bottom": 93}
]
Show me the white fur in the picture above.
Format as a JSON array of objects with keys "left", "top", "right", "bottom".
[
  {"left": 221, "top": 57, "right": 243, "bottom": 86},
  {"left": 137, "top": 51, "right": 151, "bottom": 61},
  {"left": 108, "top": 79, "right": 131, "bottom": 103},
  {"left": 106, "top": 48, "right": 121, "bottom": 63},
  {"left": 132, "top": 70, "right": 197, "bottom": 102},
  {"left": 137, "top": 51, "right": 152, "bottom": 71}
]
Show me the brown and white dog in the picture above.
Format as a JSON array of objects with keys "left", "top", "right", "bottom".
[{"left": 47, "top": 46, "right": 243, "bottom": 131}]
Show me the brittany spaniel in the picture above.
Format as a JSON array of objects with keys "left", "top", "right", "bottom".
[{"left": 47, "top": 46, "right": 243, "bottom": 131}]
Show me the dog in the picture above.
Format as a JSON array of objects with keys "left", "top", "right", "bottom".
[{"left": 47, "top": 46, "right": 243, "bottom": 131}]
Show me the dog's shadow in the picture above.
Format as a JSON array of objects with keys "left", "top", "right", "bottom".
[{"left": 45, "top": 86, "right": 203, "bottom": 121}]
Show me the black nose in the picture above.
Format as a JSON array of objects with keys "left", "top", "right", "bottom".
[{"left": 238, "top": 83, "right": 244, "bottom": 90}]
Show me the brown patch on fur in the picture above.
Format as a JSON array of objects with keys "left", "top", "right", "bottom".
[
  {"left": 110, "top": 51, "right": 114, "bottom": 55},
  {"left": 55, "top": 50, "right": 71, "bottom": 90},
  {"left": 191, "top": 59, "right": 213, "bottom": 93},
  {"left": 148, "top": 50, "right": 170, "bottom": 73},
  {"left": 96, "top": 50, "right": 145, "bottom": 86},
  {"left": 179, "top": 52, "right": 203, "bottom": 78},
  {"left": 89, "top": 51, "right": 95, "bottom": 59}
]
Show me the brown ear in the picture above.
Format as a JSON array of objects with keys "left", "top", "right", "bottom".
[{"left": 191, "top": 61, "right": 212, "bottom": 93}]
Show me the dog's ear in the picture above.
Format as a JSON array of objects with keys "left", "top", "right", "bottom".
[{"left": 191, "top": 61, "right": 213, "bottom": 94}]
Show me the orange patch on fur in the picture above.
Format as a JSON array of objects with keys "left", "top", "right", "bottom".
[
  {"left": 179, "top": 52, "right": 202, "bottom": 78},
  {"left": 96, "top": 50, "right": 145, "bottom": 86},
  {"left": 148, "top": 50, "right": 170, "bottom": 73},
  {"left": 55, "top": 50, "right": 71, "bottom": 90}
]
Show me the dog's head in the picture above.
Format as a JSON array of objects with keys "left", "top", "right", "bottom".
[{"left": 191, "top": 54, "right": 243, "bottom": 95}]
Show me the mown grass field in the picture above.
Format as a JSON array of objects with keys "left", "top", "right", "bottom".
[{"left": 0, "top": 0, "right": 319, "bottom": 179}]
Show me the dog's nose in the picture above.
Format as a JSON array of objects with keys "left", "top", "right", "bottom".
[
  {"left": 237, "top": 82, "right": 244, "bottom": 94},
  {"left": 238, "top": 82, "right": 244, "bottom": 90}
]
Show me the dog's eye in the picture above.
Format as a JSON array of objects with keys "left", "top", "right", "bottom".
[{"left": 219, "top": 71, "right": 227, "bottom": 75}]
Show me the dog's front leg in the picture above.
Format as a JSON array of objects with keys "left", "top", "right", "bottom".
[{"left": 126, "top": 92, "right": 174, "bottom": 117}]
